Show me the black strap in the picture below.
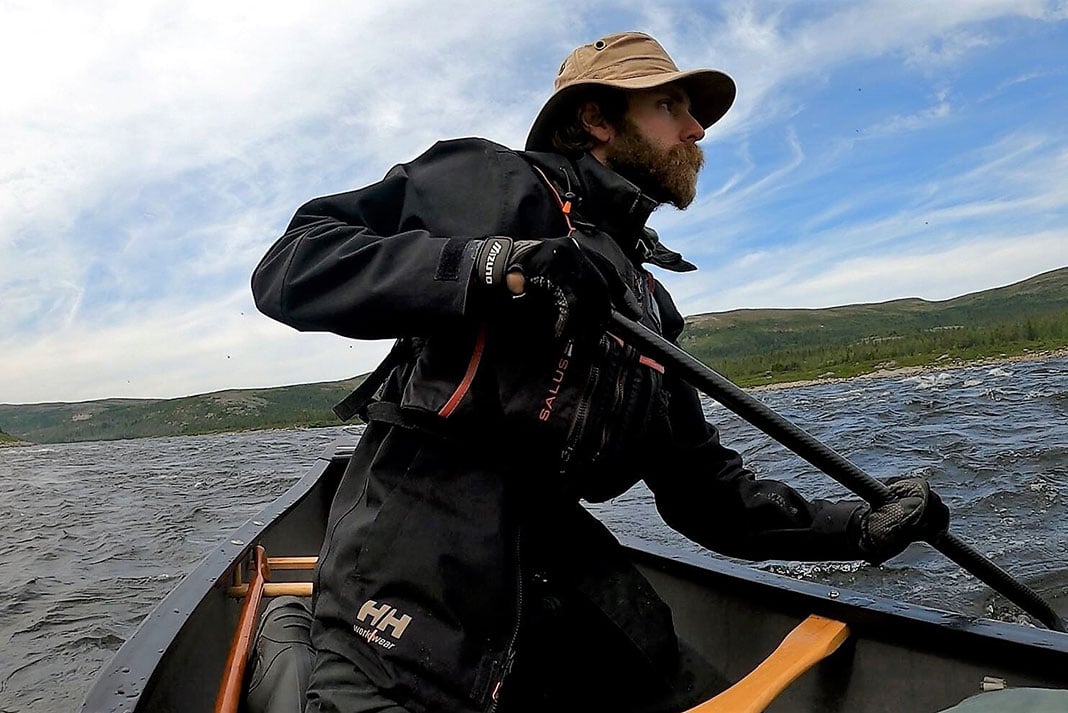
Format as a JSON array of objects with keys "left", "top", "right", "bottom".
[{"left": 332, "top": 339, "right": 410, "bottom": 422}]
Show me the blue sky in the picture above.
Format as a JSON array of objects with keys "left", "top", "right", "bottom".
[{"left": 2, "top": 1, "right": 1067, "bottom": 404}]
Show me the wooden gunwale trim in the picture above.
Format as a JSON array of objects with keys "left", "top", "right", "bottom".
[{"left": 214, "top": 546, "right": 270, "bottom": 713}]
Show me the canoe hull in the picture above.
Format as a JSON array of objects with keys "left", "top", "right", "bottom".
[{"left": 81, "top": 440, "right": 1068, "bottom": 713}]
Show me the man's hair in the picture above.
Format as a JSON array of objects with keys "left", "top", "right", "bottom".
[{"left": 549, "top": 86, "right": 629, "bottom": 156}]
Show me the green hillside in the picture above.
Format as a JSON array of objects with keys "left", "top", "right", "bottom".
[
  {"left": 2, "top": 266, "right": 1065, "bottom": 444},
  {"left": 681, "top": 267, "right": 1068, "bottom": 385},
  {"left": 0, "top": 378, "right": 364, "bottom": 445},
  {"left": 0, "top": 429, "right": 24, "bottom": 446}
]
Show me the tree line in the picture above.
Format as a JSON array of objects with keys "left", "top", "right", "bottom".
[{"left": 692, "top": 311, "right": 1068, "bottom": 386}]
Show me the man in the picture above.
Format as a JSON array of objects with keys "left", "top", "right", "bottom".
[{"left": 252, "top": 32, "right": 949, "bottom": 713}]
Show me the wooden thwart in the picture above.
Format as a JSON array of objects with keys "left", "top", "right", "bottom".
[
  {"left": 685, "top": 614, "right": 850, "bottom": 713},
  {"left": 228, "top": 582, "right": 314, "bottom": 598},
  {"left": 267, "top": 556, "right": 318, "bottom": 570},
  {"left": 226, "top": 556, "right": 316, "bottom": 598}
]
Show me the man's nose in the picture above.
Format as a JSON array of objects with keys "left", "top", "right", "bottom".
[{"left": 682, "top": 111, "right": 705, "bottom": 142}]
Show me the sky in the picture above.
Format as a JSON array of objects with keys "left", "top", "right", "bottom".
[{"left": 2, "top": 0, "right": 1067, "bottom": 405}]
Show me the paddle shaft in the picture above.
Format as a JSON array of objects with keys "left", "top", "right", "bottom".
[{"left": 608, "top": 311, "right": 1067, "bottom": 633}]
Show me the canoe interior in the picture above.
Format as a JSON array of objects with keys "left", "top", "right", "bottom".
[
  {"left": 635, "top": 549, "right": 1068, "bottom": 712},
  {"left": 81, "top": 440, "right": 1068, "bottom": 713},
  {"left": 80, "top": 447, "right": 343, "bottom": 713}
]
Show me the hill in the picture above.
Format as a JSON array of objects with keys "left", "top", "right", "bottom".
[
  {"left": 0, "top": 428, "right": 29, "bottom": 447},
  {"left": 0, "top": 378, "right": 364, "bottom": 445},
  {"left": 1, "top": 267, "right": 1065, "bottom": 444},
  {"left": 681, "top": 266, "right": 1068, "bottom": 386}
]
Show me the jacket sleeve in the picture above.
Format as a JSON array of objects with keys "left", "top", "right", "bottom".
[
  {"left": 645, "top": 379, "right": 867, "bottom": 561},
  {"left": 251, "top": 139, "right": 511, "bottom": 339},
  {"left": 642, "top": 280, "right": 866, "bottom": 562}
]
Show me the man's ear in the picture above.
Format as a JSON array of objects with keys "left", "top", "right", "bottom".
[{"left": 579, "top": 101, "right": 615, "bottom": 144}]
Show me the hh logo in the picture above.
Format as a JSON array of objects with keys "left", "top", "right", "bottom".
[{"left": 354, "top": 599, "right": 412, "bottom": 650}]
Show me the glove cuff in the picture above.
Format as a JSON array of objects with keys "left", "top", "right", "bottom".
[
  {"left": 472, "top": 237, "right": 513, "bottom": 289},
  {"left": 856, "top": 507, "right": 890, "bottom": 565}
]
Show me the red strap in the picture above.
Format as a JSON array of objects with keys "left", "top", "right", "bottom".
[
  {"left": 439, "top": 325, "right": 487, "bottom": 417},
  {"left": 606, "top": 333, "right": 665, "bottom": 374}
]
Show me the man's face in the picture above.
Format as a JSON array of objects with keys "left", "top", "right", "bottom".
[{"left": 602, "top": 86, "right": 705, "bottom": 209}]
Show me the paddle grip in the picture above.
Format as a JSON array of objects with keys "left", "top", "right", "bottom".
[{"left": 608, "top": 311, "right": 1067, "bottom": 633}]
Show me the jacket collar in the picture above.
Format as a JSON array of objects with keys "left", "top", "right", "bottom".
[
  {"left": 522, "top": 149, "right": 697, "bottom": 272},
  {"left": 570, "top": 152, "right": 658, "bottom": 242}
]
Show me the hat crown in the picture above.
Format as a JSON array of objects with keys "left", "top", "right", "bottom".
[
  {"left": 526, "top": 31, "right": 736, "bottom": 152},
  {"left": 555, "top": 32, "right": 680, "bottom": 92}
]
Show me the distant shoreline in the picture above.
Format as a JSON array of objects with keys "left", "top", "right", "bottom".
[
  {"left": 751, "top": 347, "right": 1068, "bottom": 392},
  {"left": 3, "top": 348, "right": 1065, "bottom": 446}
]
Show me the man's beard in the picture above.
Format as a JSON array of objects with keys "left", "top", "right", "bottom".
[{"left": 604, "top": 121, "right": 704, "bottom": 209}]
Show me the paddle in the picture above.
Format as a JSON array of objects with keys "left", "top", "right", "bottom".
[
  {"left": 607, "top": 310, "right": 1067, "bottom": 633},
  {"left": 685, "top": 615, "right": 850, "bottom": 713}
]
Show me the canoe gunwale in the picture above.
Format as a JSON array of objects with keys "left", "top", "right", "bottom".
[{"left": 627, "top": 538, "right": 1068, "bottom": 683}]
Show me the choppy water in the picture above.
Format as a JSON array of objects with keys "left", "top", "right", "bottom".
[{"left": 2, "top": 356, "right": 1067, "bottom": 712}]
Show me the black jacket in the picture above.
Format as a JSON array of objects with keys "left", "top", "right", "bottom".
[{"left": 252, "top": 138, "right": 865, "bottom": 712}]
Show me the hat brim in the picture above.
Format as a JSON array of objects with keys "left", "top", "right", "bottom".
[{"left": 525, "top": 68, "right": 736, "bottom": 152}]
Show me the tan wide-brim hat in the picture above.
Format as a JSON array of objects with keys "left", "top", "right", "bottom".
[{"left": 526, "top": 32, "right": 736, "bottom": 152}]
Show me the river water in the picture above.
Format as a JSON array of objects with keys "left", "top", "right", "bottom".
[{"left": 1, "top": 356, "right": 1067, "bottom": 712}]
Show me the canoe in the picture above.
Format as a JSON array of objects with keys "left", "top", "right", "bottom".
[{"left": 80, "top": 438, "right": 1068, "bottom": 713}]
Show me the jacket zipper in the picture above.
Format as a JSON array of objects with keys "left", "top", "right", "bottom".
[
  {"left": 593, "top": 351, "right": 632, "bottom": 462},
  {"left": 560, "top": 353, "right": 601, "bottom": 471},
  {"left": 486, "top": 528, "right": 523, "bottom": 712}
]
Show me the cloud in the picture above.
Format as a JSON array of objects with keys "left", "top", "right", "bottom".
[
  {"left": 1, "top": 1, "right": 565, "bottom": 329},
  {"left": 0, "top": 288, "right": 393, "bottom": 404},
  {"left": 709, "top": 228, "right": 1068, "bottom": 311},
  {"left": 2, "top": 1, "right": 1067, "bottom": 402},
  {"left": 674, "top": 0, "right": 1064, "bottom": 136},
  {"left": 863, "top": 95, "right": 952, "bottom": 138},
  {"left": 655, "top": 114, "right": 1068, "bottom": 314}
]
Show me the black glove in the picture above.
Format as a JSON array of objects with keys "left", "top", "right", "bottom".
[
  {"left": 473, "top": 236, "right": 639, "bottom": 338},
  {"left": 858, "top": 477, "right": 950, "bottom": 565}
]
